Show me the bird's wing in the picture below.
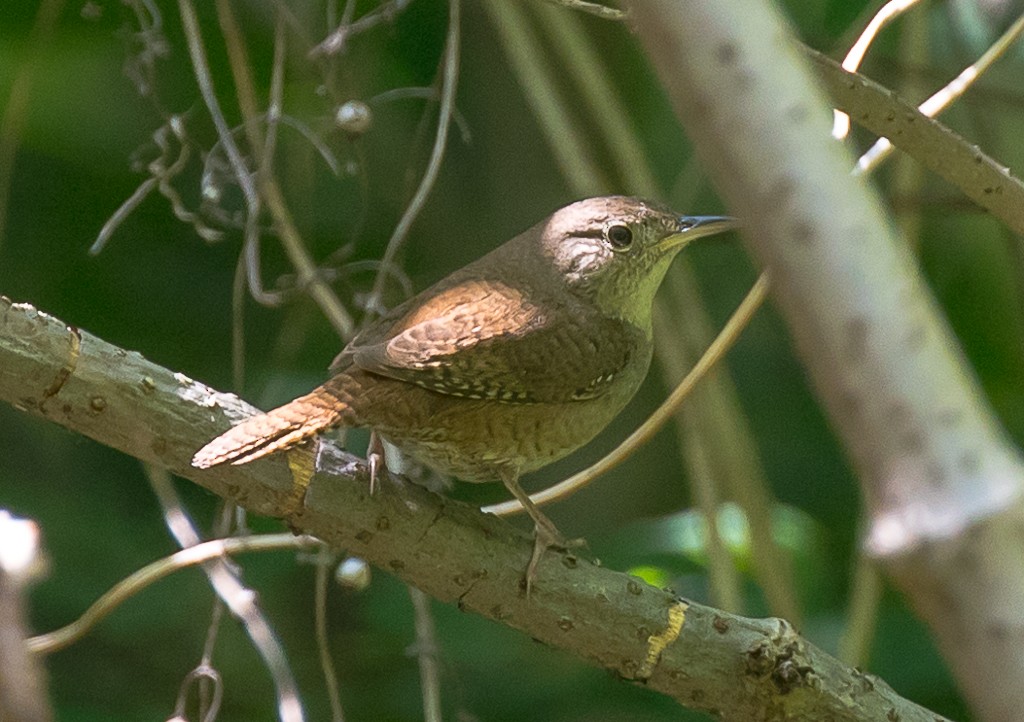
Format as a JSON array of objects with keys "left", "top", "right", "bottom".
[{"left": 336, "top": 278, "right": 641, "bottom": 404}]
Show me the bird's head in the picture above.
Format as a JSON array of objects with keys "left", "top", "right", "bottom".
[{"left": 538, "top": 196, "right": 736, "bottom": 330}]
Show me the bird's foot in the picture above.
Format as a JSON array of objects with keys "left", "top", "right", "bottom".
[
  {"left": 367, "top": 431, "right": 385, "bottom": 495},
  {"left": 524, "top": 520, "right": 585, "bottom": 596}
]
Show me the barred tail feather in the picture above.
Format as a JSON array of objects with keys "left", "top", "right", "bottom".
[{"left": 191, "top": 387, "right": 347, "bottom": 469}]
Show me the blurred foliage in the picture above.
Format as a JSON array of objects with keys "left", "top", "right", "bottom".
[{"left": 1, "top": 0, "right": 1022, "bottom": 720}]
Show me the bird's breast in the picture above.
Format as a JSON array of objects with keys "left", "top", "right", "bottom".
[{"left": 347, "top": 353, "right": 651, "bottom": 483}]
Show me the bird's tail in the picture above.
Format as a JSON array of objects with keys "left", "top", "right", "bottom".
[{"left": 191, "top": 385, "right": 348, "bottom": 469}]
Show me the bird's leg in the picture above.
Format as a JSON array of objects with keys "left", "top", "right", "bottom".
[
  {"left": 367, "top": 430, "right": 385, "bottom": 495},
  {"left": 498, "top": 468, "right": 583, "bottom": 594}
]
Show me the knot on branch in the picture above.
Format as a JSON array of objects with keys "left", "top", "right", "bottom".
[{"left": 745, "top": 621, "right": 816, "bottom": 695}]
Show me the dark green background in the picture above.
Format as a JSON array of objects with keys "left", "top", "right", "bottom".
[{"left": 2, "top": 0, "right": 1022, "bottom": 719}]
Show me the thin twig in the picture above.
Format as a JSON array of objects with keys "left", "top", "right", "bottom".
[
  {"left": 483, "top": 0, "right": 610, "bottom": 194},
  {"left": 93, "top": 116, "right": 223, "bottom": 255},
  {"left": 214, "top": 0, "right": 281, "bottom": 307},
  {"left": 483, "top": 271, "right": 770, "bottom": 516},
  {"left": 168, "top": 503, "right": 231, "bottom": 721},
  {"left": 832, "top": 0, "right": 924, "bottom": 140},
  {"left": 315, "top": 551, "right": 346, "bottom": 722},
  {"left": 670, "top": 407, "right": 744, "bottom": 613},
  {"left": 145, "top": 466, "right": 307, "bottom": 722},
  {"left": 27, "top": 533, "right": 320, "bottom": 656},
  {"left": 170, "top": 664, "right": 223, "bottom": 722},
  {"left": 367, "top": 87, "right": 473, "bottom": 143},
  {"left": 176, "top": 0, "right": 262, "bottom": 257},
  {"left": 888, "top": 5, "right": 930, "bottom": 248},
  {"left": 178, "top": 0, "right": 280, "bottom": 306},
  {"left": 186, "top": 497, "right": 234, "bottom": 719},
  {"left": 543, "top": 0, "right": 627, "bottom": 21},
  {"left": 409, "top": 587, "right": 443, "bottom": 722},
  {"left": 838, "top": 551, "right": 883, "bottom": 667},
  {"left": 91, "top": 177, "right": 160, "bottom": 254},
  {"left": 365, "top": 0, "right": 461, "bottom": 315},
  {"left": 855, "top": 11, "right": 1024, "bottom": 174},
  {"left": 535, "top": 3, "right": 657, "bottom": 194},
  {"left": 807, "top": 48, "right": 1024, "bottom": 235},
  {"left": 121, "top": 0, "right": 168, "bottom": 100},
  {"left": 179, "top": 0, "right": 354, "bottom": 336},
  {"left": 262, "top": 12, "right": 286, "bottom": 188},
  {"left": 194, "top": 602, "right": 228, "bottom": 721},
  {"left": 215, "top": 0, "right": 262, "bottom": 126},
  {"left": 310, "top": 0, "right": 414, "bottom": 58},
  {"left": 243, "top": 19, "right": 288, "bottom": 306},
  {"left": 259, "top": 178, "right": 356, "bottom": 336},
  {"left": 232, "top": 251, "right": 248, "bottom": 391}
]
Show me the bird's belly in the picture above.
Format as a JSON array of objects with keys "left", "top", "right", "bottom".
[{"left": 371, "top": 393, "right": 632, "bottom": 482}]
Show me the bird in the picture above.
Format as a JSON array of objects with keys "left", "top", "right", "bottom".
[{"left": 192, "top": 196, "right": 735, "bottom": 588}]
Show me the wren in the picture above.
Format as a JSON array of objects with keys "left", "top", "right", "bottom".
[{"left": 192, "top": 196, "right": 735, "bottom": 588}]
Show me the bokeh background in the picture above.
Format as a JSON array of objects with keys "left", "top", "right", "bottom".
[{"left": 2, "top": 0, "right": 1023, "bottom": 719}]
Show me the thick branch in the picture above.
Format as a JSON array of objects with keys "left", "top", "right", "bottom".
[
  {"left": 629, "top": 4, "right": 1024, "bottom": 721},
  {"left": 0, "top": 295, "right": 948, "bottom": 721}
]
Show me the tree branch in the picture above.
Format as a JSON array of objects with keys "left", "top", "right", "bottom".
[
  {"left": 0, "top": 295, "right": 949, "bottom": 721},
  {"left": 806, "top": 47, "right": 1024, "bottom": 236}
]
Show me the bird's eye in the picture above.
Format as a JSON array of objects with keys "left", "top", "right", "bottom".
[{"left": 606, "top": 224, "right": 633, "bottom": 249}]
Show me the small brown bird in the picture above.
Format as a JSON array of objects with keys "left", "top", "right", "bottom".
[{"left": 193, "top": 196, "right": 734, "bottom": 586}]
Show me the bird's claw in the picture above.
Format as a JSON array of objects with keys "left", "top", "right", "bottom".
[
  {"left": 524, "top": 521, "right": 585, "bottom": 596},
  {"left": 367, "top": 431, "right": 386, "bottom": 495}
]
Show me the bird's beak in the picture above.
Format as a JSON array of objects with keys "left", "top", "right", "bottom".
[{"left": 658, "top": 215, "right": 737, "bottom": 252}]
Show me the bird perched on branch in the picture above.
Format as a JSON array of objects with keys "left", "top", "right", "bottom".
[{"left": 193, "top": 196, "right": 735, "bottom": 589}]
